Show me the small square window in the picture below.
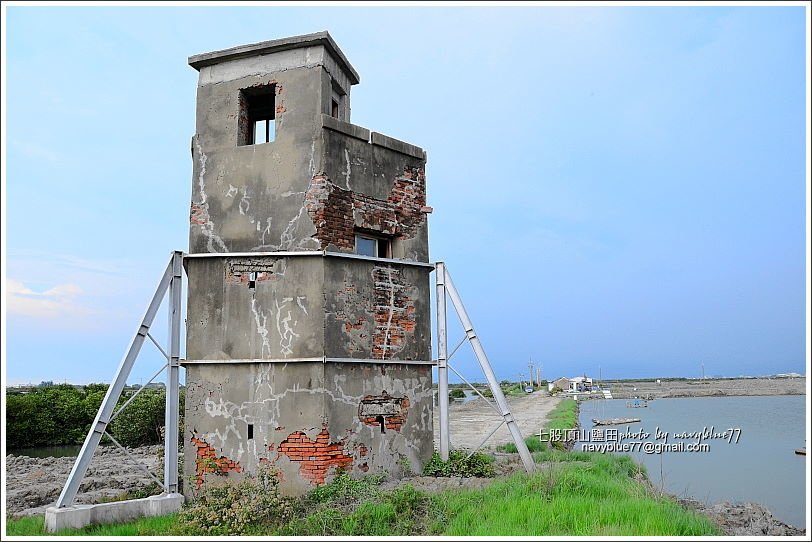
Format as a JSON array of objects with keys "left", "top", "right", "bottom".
[
  {"left": 355, "top": 233, "right": 391, "bottom": 258},
  {"left": 356, "top": 236, "right": 377, "bottom": 257}
]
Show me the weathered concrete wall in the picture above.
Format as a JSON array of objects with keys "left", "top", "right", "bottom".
[
  {"left": 186, "top": 255, "right": 324, "bottom": 361},
  {"left": 184, "top": 32, "right": 434, "bottom": 498},
  {"left": 324, "top": 259, "right": 432, "bottom": 360},
  {"left": 314, "top": 115, "right": 430, "bottom": 262},
  {"left": 184, "top": 362, "right": 432, "bottom": 496},
  {"left": 189, "top": 63, "right": 328, "bottom": 253}
]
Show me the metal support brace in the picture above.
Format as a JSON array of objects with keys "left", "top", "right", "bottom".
[
  {"left": 164, "top": 251, "right": 183, "bottom": 494},
  {"left": 436, "top": 262, "right": 450, "bottom": 461},
  {"left": 55, "top": 252, "right": 181, "bottom": 507},
  {"left": 438, "top": 264, "right": 535, "bottom": 474}
]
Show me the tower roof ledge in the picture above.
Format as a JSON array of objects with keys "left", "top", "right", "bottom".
[{"left": 188, "top": 30, "right": 360, "bottom": 85}]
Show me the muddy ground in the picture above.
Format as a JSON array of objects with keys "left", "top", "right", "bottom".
[
  {"left": 600, "top": 376, "right": 805, "bottom": 399},
  {"left": 5, "top": 445, "right": 165, "bottom": 517}
]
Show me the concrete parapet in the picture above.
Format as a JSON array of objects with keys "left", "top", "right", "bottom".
[
  {"left": 321, "top": 113, "right": 370, "bottom": 141},
  {"left": 44, "top": 493, "right": 184, "bottom": 533},
  {"left": 370, "top": 131, "right": 426, "bottom": 160}
]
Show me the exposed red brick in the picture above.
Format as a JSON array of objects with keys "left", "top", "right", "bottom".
[
  {"left": 358, "top": 392, "right": 410, "bottom": 432},
  {"left": 191, "top": 437, "right": 242, "bottom": 490},
  {"left": 304, "top": 166, "right": 427, "bottom": 251},
  {"left": 276, "top": 427, "right": 358, "bottom": 485},
  {"left": 371, "top": 266, "right": 416, "bottom": 360},
  {"left": 190, "top": 203, "right": 209, "bottom": 225}
]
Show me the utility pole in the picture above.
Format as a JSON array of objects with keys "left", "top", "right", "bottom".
[
  {"left": 528, "top": 359, "right": 534, "bottom": 388},
  {"left": 701, "top": 362, "right": 705, "bottom": 384}
]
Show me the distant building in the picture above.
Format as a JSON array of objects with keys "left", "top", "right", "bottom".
[
  {"left": 548, "top": 377, "right": 570, "bottom": 392},
  {"left": 569, "top": 376, "right": 593, "bottom": 392}
]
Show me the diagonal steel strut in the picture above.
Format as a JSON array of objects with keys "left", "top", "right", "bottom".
[{"left": 435, "top": 262, "right": 535, "bottom": 473}]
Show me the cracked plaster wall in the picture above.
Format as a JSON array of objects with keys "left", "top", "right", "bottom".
[
  {"left": 184, "top": 37, "right": 433, "bottom": 497},
  {"left": 184, "top": 362, "right": 432, "bottom": 496}
]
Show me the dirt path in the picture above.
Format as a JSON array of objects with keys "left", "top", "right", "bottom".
[{"left": 432, "top": 392, "right": 562, "bottom": 450}]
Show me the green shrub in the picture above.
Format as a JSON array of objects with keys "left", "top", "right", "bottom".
[
  {"left": 422, "top": 449, "right": 495, "bottom": 478},
  {"left": 109, "top": 389, "right": 166, "bottom": 448},
  {"left": 449, "top": 389, "right": 466, "bottom": 399},
  {"left": 5, "top": 384, "right": 185, "bottom": 450},
  {"left": 306, "top": 471, "right": 385, "bottom": 506},
  {"left": 496, "top": 436, "right": 547, "bottom": 454},
  {"left": 178, "top": 464, "right": 294, "bottom": 535}
]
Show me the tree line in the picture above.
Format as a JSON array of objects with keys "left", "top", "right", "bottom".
[{"left": 5, "top": 383, "right": 184, "bottom": 450}]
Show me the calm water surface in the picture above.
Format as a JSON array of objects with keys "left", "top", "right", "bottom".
[
  {"left": 577, "top": 395, "right": 806, "bottom": 528},
  {"left": 9, "top": 444, "right": 82, "bottom": 458}
]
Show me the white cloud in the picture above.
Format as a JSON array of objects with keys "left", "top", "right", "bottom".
[{"left": 6, "top": 279, "right": 88, "bottom": 319}]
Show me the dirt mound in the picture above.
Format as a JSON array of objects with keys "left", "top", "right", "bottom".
[{"left": 5, "top": 445, "right": 167, "bottom": 517}]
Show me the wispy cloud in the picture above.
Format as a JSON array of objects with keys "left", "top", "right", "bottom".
[
  {"left": 6, "top": 279, "right": 88, "bottom": 319},
  {"left": 4, "top": 253, "right": 142, "bottom": 331}
]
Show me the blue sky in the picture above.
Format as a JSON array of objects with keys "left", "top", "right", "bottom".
[{"left": 2, "top": 5, "right": 809, "bottom": 386}]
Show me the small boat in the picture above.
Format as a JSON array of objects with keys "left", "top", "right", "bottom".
[
  {"left": 795, "top": 448, "right": 805, "bottom": 456},
  {"left": 626, "top": 399, "right": 648, "bottom": 408},
  {"left": 592, "top": 417, "right": 641, "bottom": 426}
]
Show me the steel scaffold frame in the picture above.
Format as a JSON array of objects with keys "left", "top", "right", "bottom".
[
  {"left": 56, "top": 252, "right": 534, "bottom": 507},
  {"left": 435, "top": 262, "right": 535, "bottom": 473},
  {"left": 55, "top": 251, "right": 184, "bottom": 507}
]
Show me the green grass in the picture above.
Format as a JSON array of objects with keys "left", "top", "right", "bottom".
[
  {"left": 546, "top": 397, "right": 578, "bottom": 432},
  {"left": 497, "top": 436, "right": 548, "bottom": 453},
  {"left": 5, "top": 513, "right": 181, "bottom": 536},
  {"left": 497, "top": 398, "right": 579, "bottom": 453},
  {"left": 501, "top": 383, "right": 527, "bottom": 396},
  {"left": 431, "top": 453, "right": 719, "bottom": 536},
  {"left": 6, "top": 453, "right": 718, "bottom": 537}
]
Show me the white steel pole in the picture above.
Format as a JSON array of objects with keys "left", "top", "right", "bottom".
[
  {"left": 435, "top": 262, "right": 450, "bottom": 461},
  {"left": 443, "top": 267, "right": 535, "bottom": 473},
  {"left": 164, "top": 251, "right": 183, "bottom": 493}
]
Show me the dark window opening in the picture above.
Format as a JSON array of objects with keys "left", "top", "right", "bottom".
[
  {"left": 248, "top": 272, "right": 257, "bottom": 289},
  {"left": 330, "top": 82, "right": 345, "bottom": 120},
  {"left": 355, "top": 233, "right": 392, "bottom": 259},
  {"left": 247, "top": 423, "right": 254, "bottom": 440},
  {"left": 239, "top": 84, "right": 276, "bottom": 146},
  {"left": 376, "top": 415, "right": 386, "bottom": 434}
]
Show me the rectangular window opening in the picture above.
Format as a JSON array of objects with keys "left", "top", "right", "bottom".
[
  {"left": 239, "top": 84, "right": 276, "bottom": 146},
  {"left": 247, "top": 423, "right": 254, "bottom": 440},
  {"left": 355, "top": 233, "right": 392, "bottom": 259},
  {"left": 330, "top": 81, "right": 345, "bottom": 120}
]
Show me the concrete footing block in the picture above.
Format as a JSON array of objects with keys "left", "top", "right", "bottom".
[{"left": 44, "top": 493, "right": 185, "bottom": 533}]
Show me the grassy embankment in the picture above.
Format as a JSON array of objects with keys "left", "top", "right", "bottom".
[{"left": 6, "top": 398, "right": 718, "bottom": 536}]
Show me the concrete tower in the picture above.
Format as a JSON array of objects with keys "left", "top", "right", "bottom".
[{"left": 182, "top": 32, "right": 434, "bottom": 496}]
